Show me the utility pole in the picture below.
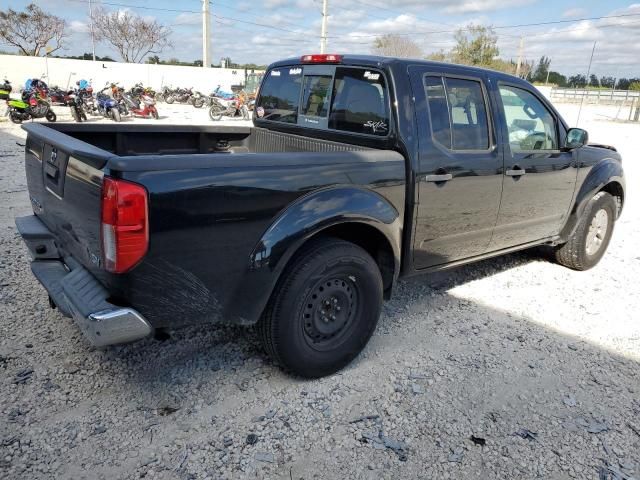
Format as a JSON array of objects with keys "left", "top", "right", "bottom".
[
  {"left": 577, "top": 41, "right": 597, "bottom": 126},
  {"left": 320, "top": 0, "right": 328, "bottom": 54},
  {"left": 202, "top": 0, "right": 211, "bottom": 68},
  {"left": 89, "top": 0, "right": 96, "bottom": 62},
  {"left": 545, "top": 60, "right": 551, "bottom": 84},
  {"left": 515, "top": 36, "right": 524, "bottom": 77}
]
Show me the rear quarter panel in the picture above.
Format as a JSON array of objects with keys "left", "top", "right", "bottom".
[{"left": 109, "top": 151, "right": 406, "bottom": 327}]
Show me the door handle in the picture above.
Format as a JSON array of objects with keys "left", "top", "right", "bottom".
[
  {"left": 425, "top": 173, "right": 453, "bottom": 182},
  {"left": 505, "top": 167, "right": 526, "bottom": 177}
]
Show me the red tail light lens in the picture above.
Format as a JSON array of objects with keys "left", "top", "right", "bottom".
[
  {"left": 29, "top": 98, "right": 37, "bottom": 106},
  {"left": 300, "top": 54, "right": 343, "bottom": 64},
  {"left": 101, "top": 177, "right": 148, "bottom": 273}
]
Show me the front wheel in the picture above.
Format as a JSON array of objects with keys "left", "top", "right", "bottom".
[
  {"left": 553, "top": 191, "right": 617, "bottom": 270},
  {"left": 208, "top": 104, "right": 224, "bottom": 121},
  {"left": 9, "top": 110, "right": 22, "bottom": 124},
  {"left": 165, "top": 95, "right": 175, "bottom": 104},
  {"left": 151, "top": 107, "right": 159, "bottom": 119},
  {"left": 260, "top": 237, "right": 383, "bottom": 378},
  {"left": 45, "top": 110, "right": 56, "bottom": 122},
  {"left": 193, "top": 98, "right": 204, "bottom": 108},
  {"left": 111, "top": 108, "right": 121, "bottom": 122},
  {"left": 240, "top": 105, "right": 250, "bottom": 120},
  {"left": 70, "top": 106, "right": 80, "bottom": 122}
]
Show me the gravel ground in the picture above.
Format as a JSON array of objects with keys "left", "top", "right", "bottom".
[{"left": 1, "top": 103, "right": 639, "bottom": 480}]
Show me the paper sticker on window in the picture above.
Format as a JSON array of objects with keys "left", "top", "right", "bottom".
[
  {"left": 289, "top": 68, "right": 302, "bottom": 75},
  {"left": 271, "top": 70, "right": 281, "bottom": 77},
  {"left": 364, "top": 71, "right": 380, "bottom": 81}
]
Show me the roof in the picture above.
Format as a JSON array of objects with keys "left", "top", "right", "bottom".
[{"left": 268, "top": 54, "right": 531, "bottom": 87}]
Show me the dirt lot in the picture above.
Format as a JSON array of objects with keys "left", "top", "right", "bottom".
[{"left": 0, "top": 103, "right": 639, "bottom": 480}]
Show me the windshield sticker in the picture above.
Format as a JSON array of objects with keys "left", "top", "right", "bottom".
[
  {"left": 364, "top": 120, "right": 387, "bottom": 133},
  {"left": 289, "top": 68, "right": 302, "bottom": 75},
  {"left": 271, "top": 70, "right": 281, "bottom": 77},
  {"left": 256, "top": 106, "right": 265, "bottom": 118},
  {"left": 364, "top": 71, "right": 380, "bottom": 81}
]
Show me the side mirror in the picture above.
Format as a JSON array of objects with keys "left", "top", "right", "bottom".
[{"left": 564, "top": 128, "right": 588, "bottom": 150}]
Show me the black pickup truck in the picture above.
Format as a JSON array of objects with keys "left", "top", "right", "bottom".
[{"left": 16, "top": 54, "right": 625, "bottom": 377}]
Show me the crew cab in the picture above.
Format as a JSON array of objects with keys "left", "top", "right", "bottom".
[{"left": 16, "top": 54, "right": 625, "bottom": 377}]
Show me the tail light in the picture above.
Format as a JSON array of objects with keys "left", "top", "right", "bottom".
[
  {"left": 101, "top": 177, "right": 148, "bottom": 273},
  {"left": 300, "top": 54, "right": 343, "bottom": 64},
  {"left": 29, "top": 98, "right": 37, "bottom": 106}
]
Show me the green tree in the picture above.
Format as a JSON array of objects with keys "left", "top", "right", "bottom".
[
  {"left": 532, "top": 56, "right": 551, "bottom": 83},
  {"left": 547, "top": 71, "right": 567, "bottom": 87},
  {"left": 451, "top": 24, "right": 499, "bottom": 67},
  {"left": 589, "top": 74, "right": 599, "bottom": 87},
  {"left": 568, "top": 74, "right": 587, "bottom": 88},
  {"left": 599, "top": 76, "right": 616, "bottom": 88},
  {"left": 630, "top": 81, "right": 640, "bottom": 91}
]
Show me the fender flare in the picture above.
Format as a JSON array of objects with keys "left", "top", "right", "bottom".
[
  {"left": 560, "top": 158, "right": 625, "bottom": 240},
  {"left": 224, "top": 186, "right": 402, "bottom": 325}
]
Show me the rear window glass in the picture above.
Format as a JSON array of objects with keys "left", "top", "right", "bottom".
[
  {"left": 329, "top": 68, "right": 389, "bottom": 136},
  {"left": 258, "top": 68, "right": 303, "bottom": 123},
  {"left": 256, "top": 66, "right": 390, "bottom": 136},
  {"left": 301, "top": 75, "right": 332, "bottom": 117}
]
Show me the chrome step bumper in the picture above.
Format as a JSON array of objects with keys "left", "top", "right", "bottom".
[{"left": 17, "top": 215, "right": 152, "bottom": 347}]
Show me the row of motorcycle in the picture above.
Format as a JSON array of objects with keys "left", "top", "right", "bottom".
[
  {"left": 1, "top": 78, "right": 159, "bottom": 124},
  {"left": 156, "top": 86, "right": 251, "bottom": 121}
]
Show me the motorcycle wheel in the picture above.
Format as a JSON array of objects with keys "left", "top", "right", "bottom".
[
  {"left": 241, "top": 105, "right": 250, "bottom": 121},
  {"left": 46, "top": 110, "right": 57, "bottom": 122},
  {"left": 9, "top": 111, "right": 22, "bottom": 124},
  {"left": 209, "top": 104, "right": 224, "bottom": 121},
  {"left": 81, "top": 110, "right": 88, "bottom": 121},
  {"left": 193, "top": 98, "right": 204, "bottom": 108},
  {"left": 156, "top": 94, "right": 164, "bottom": 103},
  {"left": 111, "top": 109, "right": 121, "bottom": 122},
  {"left": 165, "top": 95, "right": 175, "bottom": 104},
  {"left": 151, "top": 108, "right": 159, "bottom": 120},
  {"left": 70, "top": 107, "right": 80, "bottom": 122}
]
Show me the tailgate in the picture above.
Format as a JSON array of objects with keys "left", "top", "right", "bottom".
[{"left": 22, "top": 123, "right": 114, "bottom": 272}]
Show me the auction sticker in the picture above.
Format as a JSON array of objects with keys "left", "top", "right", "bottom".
[{"left": 256, "top": 107, "right": 265, "bottom": 118}]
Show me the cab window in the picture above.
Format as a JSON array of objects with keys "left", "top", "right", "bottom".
[{"left": 499, "top": 86, "right": 558, "bottom": 152}]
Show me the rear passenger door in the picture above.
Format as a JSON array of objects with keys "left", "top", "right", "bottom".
[{"left": 410, "top": 68, "right": 504, "bottom": 269}]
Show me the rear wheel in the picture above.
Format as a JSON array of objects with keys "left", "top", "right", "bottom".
[
  {"left": 151, "top": 108, "right": 159, "bottom": 119},
  {"left": 208, "top": 104, "right": 224, "bottom": 121},
  {"left": 553, "top": 191, "right": 617, "bottom": 270},
  {"left": 70, "top": 106, "right": 80, "bottom": 122},
  {"left": 165, "top": 95, "right": 175, "bottom": 104},
  {"left": 193, "top": 98, "right": 204, "bottom": 108},
  {"left": 45, "top": 110, "right": 56, "bottom": 122},
  {"left": 240, "top": 105, "right": 250, "bottom": 120},
  {"left": 111, "top": 108, "right": 121, "bottom": 122},
  {"left": 260, "top": 237, "right": 383, "bottom": 378},
  {"left": 81, "top": 110, "right": 88, "bottom": 121}
]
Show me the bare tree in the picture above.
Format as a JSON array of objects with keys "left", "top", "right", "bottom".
[
  {"left": 0, "top": 4, "right": 67, "bottom": 56},
  {"left": 92, "top": 8, "right": 172, "bottom": 63},
  {"left": 372, "top": 34, "right": 422, "bottom": 58}
]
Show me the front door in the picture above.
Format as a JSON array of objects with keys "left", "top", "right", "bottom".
[
  {"left": 410, "top": 67, "right": 504, "bottom": 269},
  {"left": 488, "top": 83, "right": 578, "bottom": 250}
]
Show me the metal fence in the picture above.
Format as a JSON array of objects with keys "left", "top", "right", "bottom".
[{"left": 551, "top": 87, "right": 640, "bottom": 105}]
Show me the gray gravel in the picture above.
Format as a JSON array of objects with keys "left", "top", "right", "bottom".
[{"left": 1, "top": 105, "right": 639, "bottom": 479}]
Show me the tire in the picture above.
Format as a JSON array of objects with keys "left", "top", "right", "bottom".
[
  {"left": 81, "top": 110, "right": 88, "bottom": 121},
  {"left": 156, "top": 93, "right": 164, "bottom": 103},
  {"left": 165, "top": 95, "right": 175, "bottom": 104},
  {"left": 111, "top": 108, "right": 121, "bottom": 122},
  {"left": 9, "top": 111, "right": 22, "bottom": 124},
  {"left": 554, "top": 191, "right": 617, "bottom": 271},
  {"left": 193, "top": 98, "right": 204, "bottom": 108},
  {"left": 208, "top": 104, "right": 224, "bottom": 121},
  {"left": 260, "top": 237, "right": 383, "bottom": 378},
  {"left": 45, "top": 110, "right": 56, "bottom": 122},
  {"left": 151, "top": 108, "right": 159, "bottom": 119},
  {"left": 241, "top": 105, "right": 249, "bottom": 120},
  {"left": 70, "top": 107, "right": 80, "bottom": 122}
]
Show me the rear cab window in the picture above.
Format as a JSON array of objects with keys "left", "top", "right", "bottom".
[{"left": 256, "top": 64, "right": 390, "bottom": 137}]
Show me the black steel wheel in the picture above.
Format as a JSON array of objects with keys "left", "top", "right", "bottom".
[{"left": 260, "top": 237, "right": 383, "bottom": 378}]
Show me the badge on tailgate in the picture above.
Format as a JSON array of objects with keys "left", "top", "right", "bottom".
[{"left": 43, "top": 145, "right": 69, "bottom": 198}]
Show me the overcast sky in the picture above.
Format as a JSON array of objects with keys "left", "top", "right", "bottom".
[{"left": 2, "top": 0, "right": 640, "bottom": 77}]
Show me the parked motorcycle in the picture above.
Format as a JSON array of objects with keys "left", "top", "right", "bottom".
[
  {"left": 208, "top": 96, "right": 249, "bottom": 121},
  {"left": 96, "top": 87, "right": 121, "bottom": 122},
  {"left": 123, "top": 88, "right": 159, "bottom": 119},
  {"left": 165, "top": 87, "right": 192, "bottom": 104},
  {"left": 109, "top": 83, "right": 129, "bottom": 116},
  {"left": 7, "top": 91, "right": 56, "bottom": 124},
  {"left": 0, "top": 78, "right": 11, "bottom": 101},
  {"left": 189, "top": 90, "right": 206, "bottom": 108},
  {"left": 67, "top": 90, "right": 88, "bottom": 122},
  {"left": 155, "top": 86, "right": 171, "bottom": 103},
  {"left": 48, "top": 86, "right": 69, "bottom": 106}
]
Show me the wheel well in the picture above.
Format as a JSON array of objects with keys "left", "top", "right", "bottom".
[
  {"left": 600, "top": 181, "right": 624, "bottom": 217},
  {"left": 312, "top": 223, "right": 396, "bottom": 296}
]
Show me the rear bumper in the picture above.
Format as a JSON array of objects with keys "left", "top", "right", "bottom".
[{"left": 16, "top": 215, "right": 152, "bottom": 347}]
